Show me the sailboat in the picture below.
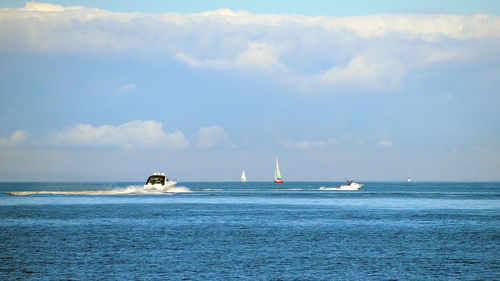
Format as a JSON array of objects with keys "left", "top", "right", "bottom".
[
  {"left": 274, "top": 156, "right": 284, "bottom": 183},
  {"left": 241, "top": 170, "right": 247, "bottom": 182}
]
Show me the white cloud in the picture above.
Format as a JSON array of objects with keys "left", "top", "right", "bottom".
[
  {"left": 1, "top": 3, "right": 499, "bottom": 90},
  {"left": 4, "top": 4, "right": 497, "bottom": 47},
  {"left": 175, "top": 53, "right": 234, "bottom": 69},
  {"left": 23, "top": 2, "right": 66, "bottom": 12},
  {"left": 51, "top": 120, "right": 188, "bottom": 150},
  {"left": 283, "top": 138, "right": 336, "bottom": 149},
  {"left": 0, "top": 130, "right": 28, "bottom": 146},
  {"left": 471, "top": 145, "right": 489, "bottom": 153},
  {"left": 176, "top": 42, "right": 283, "bottom": 71},
  {"left": 377, "top": 139, "right": 393, "bottom": 147},
  {"left": 235, "top": 42, "right": 282, "bottom": 69},
  {"left": 308, "top": 55, "right": 406, "bottom": 90},
  {"left": 118, "top": 83, "right": 136, "bottom": 93},
  {"left": 197, "top": 126, "right": 234, "bottom": 148}
]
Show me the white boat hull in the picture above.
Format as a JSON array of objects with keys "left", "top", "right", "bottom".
[
  {"left": 320, "top": 182, "right": 363, "bottom": 191},
  {"left": 143, "top": 181, "right": 177, "bottom": 192}
]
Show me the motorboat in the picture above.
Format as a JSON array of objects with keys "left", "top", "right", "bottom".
[
  {"left": 144, "top": 172, "right": 177, "bottom": 192},
  {"left": 319, "top": 180, "right": 363, "bottom": 191}
]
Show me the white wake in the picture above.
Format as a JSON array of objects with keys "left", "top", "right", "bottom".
[{"left": 7, "top": 185, "right": 192, "bottom": 195}]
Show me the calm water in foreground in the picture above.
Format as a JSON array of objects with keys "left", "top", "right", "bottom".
[{"left": 0, "top": 182, "right": 499, "bottom": 280}]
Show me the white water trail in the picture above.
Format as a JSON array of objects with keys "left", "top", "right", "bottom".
[
  {"left": 8, "top": 185, "right": 192, "bottom": 196},
  {"left": 166, "top": 186, "right": 192, "bottom": 193}
]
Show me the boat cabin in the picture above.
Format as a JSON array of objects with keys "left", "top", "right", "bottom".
[{"left": 145, "top": 174, "right": 167, "bottom": 185}]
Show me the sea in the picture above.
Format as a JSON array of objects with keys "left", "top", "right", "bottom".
[{"left": 0, "top": 181, "right": 498, "bottom": 280}]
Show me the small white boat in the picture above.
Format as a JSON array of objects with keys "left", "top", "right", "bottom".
[
  {"left": 320, "top": 180, "right": 363, "bottom": 191},
  {"left": 241, "top": 170, "right": 247, "bottom": 182},
  {"left": 144, "top": 172, "right": 177, "bottom": 192}
]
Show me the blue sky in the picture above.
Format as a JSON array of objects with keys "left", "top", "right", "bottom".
[
  {"left": 3, "top": 0, "right": 500, "bottom": 15},
  {"left": 0, "top": 1, "right": 499, "bottom": 181}
]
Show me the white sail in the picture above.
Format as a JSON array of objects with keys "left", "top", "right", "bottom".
[
  {"left": 274, "top": 156, "right": 282, "bottom": 181},
  {"left": 241, "top": 170, "right": 247, "bottom": 182}
]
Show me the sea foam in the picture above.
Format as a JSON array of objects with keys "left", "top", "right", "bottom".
[{"left": 7, "top": 185, "right": 192, "bottom": 195}]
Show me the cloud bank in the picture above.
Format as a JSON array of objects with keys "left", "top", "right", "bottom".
[
  {"left": 1, "top": 2, "right": 499, "bottom": 91},
  {"left": 48, "top": 121, "right": 238, "bottom": 151},
  {"left": 51, "top": 120, "right": 188, "bottom": 150},
  {"left": 0, "top": 130, "right": 28, "bottom": 146}
]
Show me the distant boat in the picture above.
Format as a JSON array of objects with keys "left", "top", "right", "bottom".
[
  {"left": 319, "top": 180, "right": 363, "bottom": 191},
  {"left": 274, "top": 156, "right": 284, "bottom": 183},
  {"left": 407, "top": 177, "right": 412, "bottom": 182},
  {"left": 241, "top": 170, "right": 247, "bottom": 182}
]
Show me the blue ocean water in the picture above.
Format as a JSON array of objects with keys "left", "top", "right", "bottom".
[{"left": 0, "top": 181, "right": 499, "bottom": 280}]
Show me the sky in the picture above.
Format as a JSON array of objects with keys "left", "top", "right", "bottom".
[{"left": 0, "top": 1, "right": 499, "bottom": 181}]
